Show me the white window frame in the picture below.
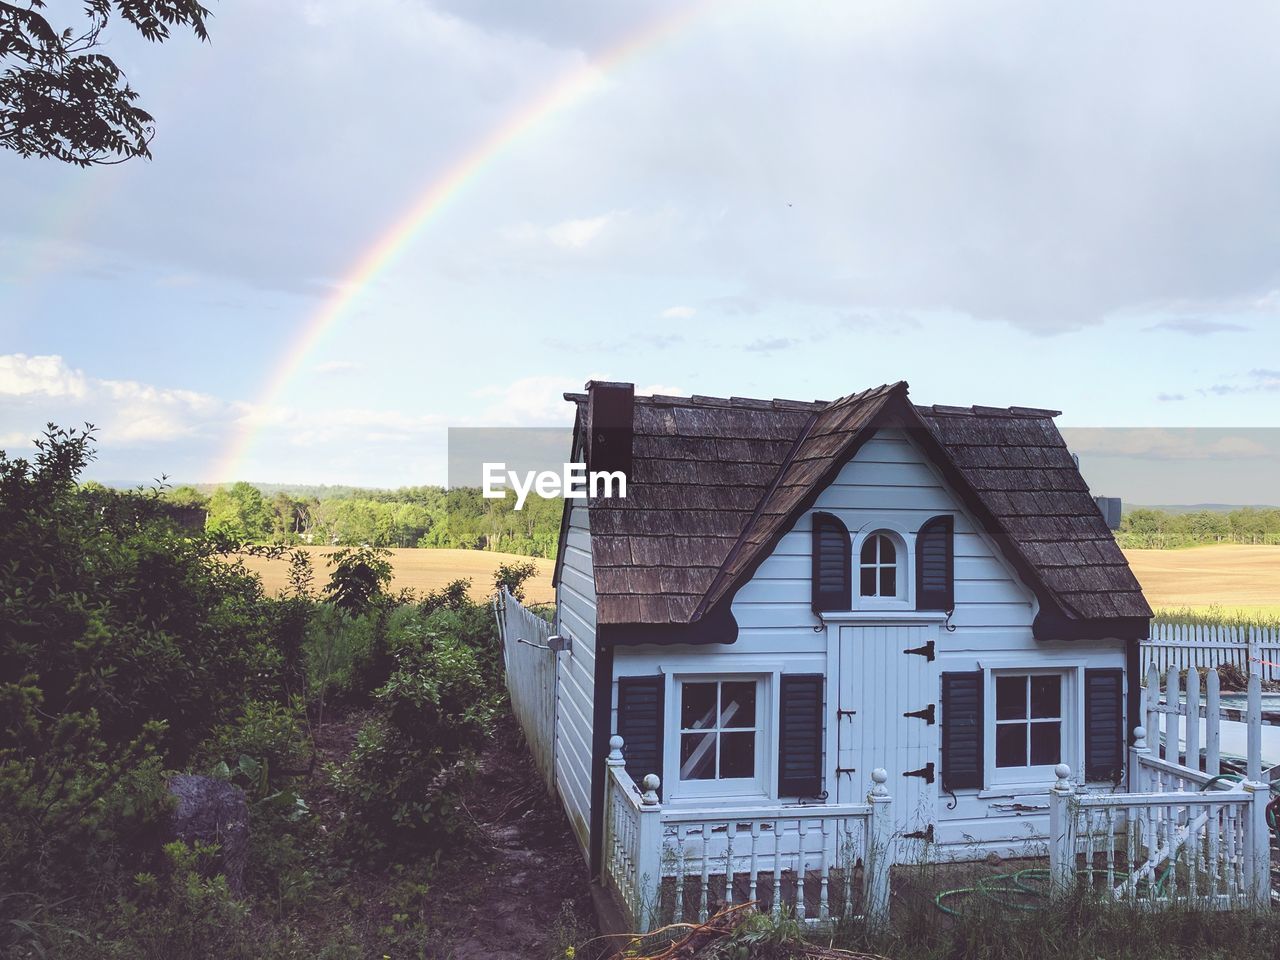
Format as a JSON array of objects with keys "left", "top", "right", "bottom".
[
  {"left": 850, "top": 526, "right": 911, "bottom": 610},
  {"left": 664, "top": 673, "right": 772, "bottom": 802},
  {"left": 984, "top": 665, "right": 1080, "bottom": 789}
]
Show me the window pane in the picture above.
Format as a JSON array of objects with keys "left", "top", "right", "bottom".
[
  {"left": 879, "top": 536, "right": 896, "bottom": 563},
  {"left": 720, "top": 732, "right": 756, "bottom": 778},
  {"left": 860, "top": 537, "right": 877, "bottom": 564},
  {"left": 860, "top": 567, "right": 877, "bottom": 596},
  {"left": 721, "top": 682, "right": 756, "bottom": 728},
  {"left": 880, "top": 567, "right": 896, "bottom": 597},
  {"left": 681, "top": 683, "right": 717, "bottom": 730},
  {"left": 1030, "top": 722, "right": 1061, "bottom": 765},
  {"left": 996, "top": 676, "right": 1028, "bottom": 720},
  {"left": 1030, "top": 676, "right": 1060, "bottom": 719},
  {"left": 996, "top": 724, "right": 1027, "bottom": 767},
  {"left": 680, "top": 733, "right": 716, "bottom": 780}
]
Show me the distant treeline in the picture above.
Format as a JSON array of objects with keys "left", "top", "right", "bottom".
[
  {"left": 160, "top": 482, "right": 563, "bottom": 558},
  {"left": 1118, "top": 506, "right": 1280, "bottom": 549}
]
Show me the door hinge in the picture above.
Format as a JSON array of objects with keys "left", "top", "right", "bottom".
[
  {"left": 837, "top": 709, "right": 857, "bottom": 719},
  {"left": 903, "top": 703, "right": 936, "bottom": 725},
  {"left": 903, "top": 640, "right": 935, "bottom": 661},
  {"left": 903, "top": 762, "right": 935, "bottom": 784},
  {"left": 903, "top": 824, "right": 934, "bottom": 842},
  {"left": 836, "top": 766, "right": 857, "bottom": 777}
]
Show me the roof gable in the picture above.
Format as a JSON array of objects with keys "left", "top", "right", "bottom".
[{"left": 562, "top": 382, "right": 1152, "bottom": 642}]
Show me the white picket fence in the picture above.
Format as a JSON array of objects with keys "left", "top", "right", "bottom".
[
  {"left": 603, "top": 737, "right": 893, "bottom": 932},
  {"left": 494, "top": 587, "right": 557, "bottom": 791},
  {"left": 1143, "top": 622, "right": 1280, "bottom": 683},
  {"left": 1142, "top": 664, "right": 1268, "bottom": 777}
]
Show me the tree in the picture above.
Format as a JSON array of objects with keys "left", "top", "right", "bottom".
[
  {"left": 164, "top": 484, "right": 209, "bottom": 510},
  {"left": 1, "top": 0, "right": 211, "bottom": 166},
  {"left": 205, "top": 481, "right": 272, "bottom": 541}
]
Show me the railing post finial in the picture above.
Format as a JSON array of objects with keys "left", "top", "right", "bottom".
[
  {"left": 607, "top": 735, "right": 625, "bottom": 765},
  {"left": 640, "top": 774, "right": 661, "bottom": 806},
  {"left": 870, "top": 767, "right": 889, "bottom": 799},
  {"left": 1132, "top": 725, "right": 1148, "bottom": 753},
  {"left": 1053, "top": 763, "right": 1073, "bottom": 795}
]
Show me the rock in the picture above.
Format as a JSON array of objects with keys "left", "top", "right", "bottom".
[{"left": 166, "top": 774, "right": 250, "bottom": 893}]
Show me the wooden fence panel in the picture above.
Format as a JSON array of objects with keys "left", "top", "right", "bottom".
[
  {"left": 496, "top": 588, "right": 558, "bottom": 792},
  {"left": 1142, "top": 622, "right": 1280, "bottom": 682}
]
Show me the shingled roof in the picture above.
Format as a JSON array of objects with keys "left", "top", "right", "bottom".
[{"left": 559, "top": 381, "right": 1151, "bottom": 643}]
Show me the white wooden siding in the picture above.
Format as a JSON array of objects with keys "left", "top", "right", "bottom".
[{"left": 555, "top": 500, "right": 597, "bottom": 856}]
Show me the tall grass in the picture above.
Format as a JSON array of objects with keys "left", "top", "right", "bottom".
[
  {"left": 1154, "top": 605, "right": 1280, "bottom": 629},
  {"left": 824, "top": 861, "right": 1280, "bottom": 960}
]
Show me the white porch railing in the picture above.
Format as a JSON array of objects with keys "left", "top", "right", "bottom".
[
  {"left": 1049, "top": 729, "right": 1273, "bottom": 910},
  {"left": 603, "top": 736, "right": 893, "bottom": 932}
]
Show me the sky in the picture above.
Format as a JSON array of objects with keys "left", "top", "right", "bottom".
[{"left": 1, "top": 0, "right": 1278, "bottom": 500}]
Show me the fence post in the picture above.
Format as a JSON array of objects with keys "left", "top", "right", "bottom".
[
  {"left": 1204, "top": 668, "right": 1221, "bottom": 777},
  {"left": 1048, "top": 764, "right": 1076, "bottom": 895},
  {"left": 1185, "top": 668, "right": 1200, "bottom": 771},
  {"left": 633, "top": 774, "right": 663, "bottom": 932},
  {"left": 603, "top": 735, "right": 625, "bottom": 899},
  {"left": 1248, "top": 629, "right": 1261, "bottom": 678},
  {"left": 1246, "top": 673, "right": 1263, "bottom": 783},
  {"left": 1243, "top": 777, "right": 1272, "bottom": 910},
  {"left": 1165, "top": 666, "right": 1181, "bottom": 766},
  {"left": 865, "top": 768, "right": 892, "bottom": 925},
  {"left": 1129, "top": 726, "right": 1150, "bottom": 793},
  {"left": 1145, "top": 664, "right": 1160, "bottom": 759}
]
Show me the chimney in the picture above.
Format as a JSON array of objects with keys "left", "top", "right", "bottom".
[{"left": 585, "top": 381, "right": 634, "bottom": 477}]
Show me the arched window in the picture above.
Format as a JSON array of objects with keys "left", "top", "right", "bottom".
[
  {"left": 859, "top": 532, "right": 899, "bottom": 598},
  {"left": 811, "top": 513, "right": 850, "bottom": 612}
]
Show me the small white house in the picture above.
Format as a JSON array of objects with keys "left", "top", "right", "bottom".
[{"left": 542, "top": 379, "right": 1154, "bottom": 923}]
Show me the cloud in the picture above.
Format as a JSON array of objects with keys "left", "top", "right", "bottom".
[
  {"left": 500, "top": 212, "right": 618, "bottom": 251},
  {"left": 0, "top": 354, "right": 240, "bottom": 448},
  {"left": 1203, "top": 369, "right": 1280, "bottom": 395},
  {"left": 744, "top": 337, "right": 800, "bottom": 353},
  {"left": 314, "top": 360, "right": 361, "bottom": 375},
  {"left": 660, "top": 305, "right": 696, "bottom": 319},
  {"left": 1062, "top": 428, "right": 1275, "bottom": 461},
  {"left": 1156, "top": 392, "right": 1186, "bottom": 402},
  {"left": 1148, "top": 318, "right": 1249, "bottom": 335}
]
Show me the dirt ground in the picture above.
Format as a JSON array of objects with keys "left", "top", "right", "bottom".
[
  {"left": 421, "top": 718, "right": 599, "bottom": 959},
  {"left": 236, "top": 547, "right": 556, "bottom": 604},
  {"left": 1122, "top": 544, "right": 1280, "bottom": 613}
]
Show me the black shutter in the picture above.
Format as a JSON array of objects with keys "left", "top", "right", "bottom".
[
  {"left": 778, "top": 674, "right": 824, "bottom": 797},
  {"left": 941, "top": 671, "right": 983, "bottom": 790},
  {"left": 916, "top": 515, "right": 954, "bottom": 611},
  {"left": 812, "top": 513, "right": 851, "bottom": 612},
  {"left": 1085, "top": 669, "right": 1124, "bottom": 782},
  {"left": 616, "top": 676, "right": 664, "bottom": 796}
]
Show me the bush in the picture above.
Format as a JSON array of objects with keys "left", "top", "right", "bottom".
[
  {"left": 201, "top": 698, "right": 311, "bottom": 790},
  {"left": 330, "top": 621, "right": 498, "bottom": 864}
]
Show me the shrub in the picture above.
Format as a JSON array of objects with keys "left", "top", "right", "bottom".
[{"left": 330, "top": 623, "right": 497, "bottom": 864}]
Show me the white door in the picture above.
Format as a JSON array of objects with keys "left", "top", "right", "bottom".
[{"left": 836, "top": 623, "right": 938, "bottom": 860}]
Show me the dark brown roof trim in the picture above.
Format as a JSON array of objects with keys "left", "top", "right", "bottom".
[
  {"left": 550, "top": 409, "right": 585, "bottom": 590},
  {"left": 598, "top": 597, "right": 739, "bottom": 647}
]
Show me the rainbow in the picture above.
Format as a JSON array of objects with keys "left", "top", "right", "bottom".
[{"left": 212, "top": 0, "right": 722, "bottom": 482}]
